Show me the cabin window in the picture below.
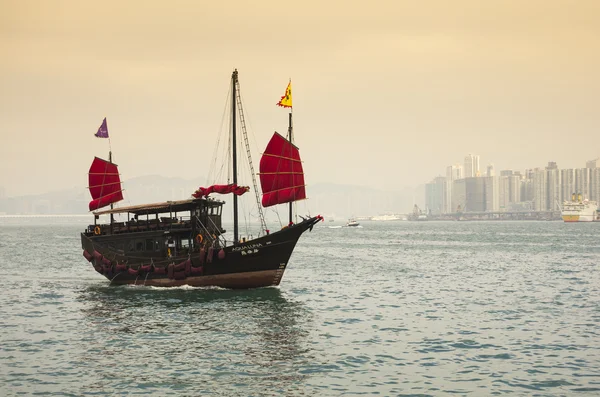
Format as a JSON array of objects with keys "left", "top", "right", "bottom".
[
  {"left": 128, "top": 241, "right": 135, "bottom": 252},
  {"left": 154, "top": 240, "right": 161, "bottom": 251},
  {"left": 135, "top": 240, "right": 144, "bottom": 251},
  {"left": 181, "top": 238, "right": 190, "bottom": 249},
  {"left": 145, "top": 239, "right": 154, "bottom": 251}
]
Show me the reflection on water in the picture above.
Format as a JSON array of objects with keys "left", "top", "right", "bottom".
[{"left": 75, "top": 286, "right": 313, "bottom": 395}]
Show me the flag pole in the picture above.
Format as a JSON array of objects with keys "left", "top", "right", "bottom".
[
  {"left": 277, "top": 79, "right": 295, "bottom": 225},
  {"left": 288, "top": 106, "right": 293, "bottom": 225}
]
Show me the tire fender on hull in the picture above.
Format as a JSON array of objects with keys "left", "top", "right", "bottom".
[
  {"left": 83, "top": 250, "right": 93, "bottom": 262},
  {"left": 128, "top": 267, "right": 139, "bottom": 276}
]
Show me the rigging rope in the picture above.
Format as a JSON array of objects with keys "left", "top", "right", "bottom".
[{"left": 206, "top": 83, "right": 233, "bottom": 187}]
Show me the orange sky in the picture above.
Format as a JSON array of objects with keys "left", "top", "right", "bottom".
[{"left": 1, "top": 0, "right": 599, "bottom": 197}]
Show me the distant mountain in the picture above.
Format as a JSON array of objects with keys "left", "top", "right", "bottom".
[
  {"left": 307, "top": 183, "right": 425, "bottom": 219},
  {"left": 0, "top": 175, "right": 207, "bottom": 215},
  {"left": 0, "top": 177, "right": 425, "bottom": 217},
  {"left": 120, "top": 174, "right": 207, "bottom": 205}
]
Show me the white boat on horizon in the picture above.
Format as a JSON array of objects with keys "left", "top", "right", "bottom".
[
  {"left": 561, "top": 194, "right": 598, "bottom": 222},
  {"left": 371, "top": 214, "right": 402, "bottom": 221}
]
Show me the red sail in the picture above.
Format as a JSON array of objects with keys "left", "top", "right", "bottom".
[
  {"left": 88, "top": 157, "right": 124, "bottom": 211},
  {"left": 192, "top": 184, "right": 249, "bottom": 198},
  {"left": 259, "top": 132, "right": 306, "bottom": 208}
]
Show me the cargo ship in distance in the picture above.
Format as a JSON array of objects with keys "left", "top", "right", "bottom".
[{"left": 561, "top": 193, "right": 599, "bottom": 222}]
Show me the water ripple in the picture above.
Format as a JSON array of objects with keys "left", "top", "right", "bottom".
[{"left": 1, "top": 220, "right": 600, "bottom": 395}]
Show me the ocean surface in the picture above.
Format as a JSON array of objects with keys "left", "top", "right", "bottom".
[{"left": 1, "top": 218, "right": 599, "bottom": 396}]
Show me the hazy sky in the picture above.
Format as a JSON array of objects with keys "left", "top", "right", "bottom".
[{"left": 1, "top": 0, "right": 599, "bottom": 197}]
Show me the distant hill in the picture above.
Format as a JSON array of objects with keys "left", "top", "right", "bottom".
[
  {"left": 308, "top": 183, "right": 425, "bottom": 219},
  {"left": 0, "top": 175, "right": 206, "bottom": 215},
  {"left": 0, "top": 177, "right": 425, "bottom": 218}
]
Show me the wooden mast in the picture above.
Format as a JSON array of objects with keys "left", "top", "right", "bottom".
[
  {"left": 109, "top": 142, "right": 114, "bottom": 227},
  {"left": 232, "top": 70, "right": 239, "bottom": 243},
  {"left": 287, "top": 112, "right": 293, "bottom": 225}
]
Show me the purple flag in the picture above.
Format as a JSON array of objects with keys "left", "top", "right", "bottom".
[{"left": 95, "top": 117, "right": 109, "bottom": 138}]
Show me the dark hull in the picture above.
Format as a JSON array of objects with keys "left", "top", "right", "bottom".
[{"left": 81, "top": 216, "right": 321, "bottom": 289}]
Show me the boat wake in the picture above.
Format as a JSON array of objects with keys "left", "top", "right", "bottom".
[{"left": 124, "top": 284, "right": 229, "bottom": 291}]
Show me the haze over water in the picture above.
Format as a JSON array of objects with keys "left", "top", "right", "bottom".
[
  {"left": 2, "top": 0, "right": 599, "bottom": 197},
  {"left": 1, "top": 218, "right": 599, "bottom": 396}
]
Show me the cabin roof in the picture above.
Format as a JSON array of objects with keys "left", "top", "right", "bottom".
[{"left": 93, "top": 198, "right": 223, "bottom": 216}]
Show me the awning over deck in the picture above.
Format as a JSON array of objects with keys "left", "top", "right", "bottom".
[{"left": 93, "top": 198, "right": 223, "bottom": 216}]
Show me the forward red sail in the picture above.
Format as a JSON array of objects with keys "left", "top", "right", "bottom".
[
  {"left": 88, "top": 157, "right": 124, "bottom": 211},
  {"left": 259, "top": 132, "right": 306, "bottom": 207},
  {"left": 192, "top": 184, "right": 249, "bottom": 198}
]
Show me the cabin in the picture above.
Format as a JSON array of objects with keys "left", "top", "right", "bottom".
[{"left": 83, "top": 198, "right": 225, "bottom": 259}]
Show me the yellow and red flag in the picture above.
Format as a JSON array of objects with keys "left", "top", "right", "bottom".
[{"left": 276, "top": 81, "right": 292, "bottom": 108}]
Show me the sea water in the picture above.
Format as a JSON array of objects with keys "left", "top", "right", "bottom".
[{"left": 1, "top": 218, "right": 599, "bottom": 396}]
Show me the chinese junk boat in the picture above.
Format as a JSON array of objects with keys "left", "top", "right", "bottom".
[{"left": 81, "top": 70, "right": 322, "bottom": 289}]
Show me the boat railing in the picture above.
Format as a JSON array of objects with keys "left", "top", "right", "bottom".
[
  {"left": 194, "top": 215, "right": 225, "bottom": 247},
  {"left": 88, "top": 216, "right": 194, "bottom": 236}
]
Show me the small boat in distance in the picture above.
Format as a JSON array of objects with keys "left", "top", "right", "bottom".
[
  {"left": 407, "top": 204, "right": 428, "bottom": 221},
  {"left": 347, "top": 219, "right": 360, "bottom": 227},
  {"left": 80, "top": 70, "right": 323, "bottom": 289}
]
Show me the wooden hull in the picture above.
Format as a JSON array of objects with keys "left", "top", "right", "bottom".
[{"left": 81, "top": 216, "right": 322, "bottom": 289}]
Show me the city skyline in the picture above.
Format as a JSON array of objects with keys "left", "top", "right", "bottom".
[
  {"left": 1, "top": 1, "right": 600, "bottom": 199},
  {"left": 426, "top": 154, "right": 600, "bottom": 215}
]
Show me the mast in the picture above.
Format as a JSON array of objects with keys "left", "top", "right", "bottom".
[
  {"left": 108, "top": 118, "right": 113, "bottom": 222},
  {"left": 109, "top": 149, "right": 114, "bottom": 226},
  {"left": 232, "top": 70, "right": 239, "bottom": 243},
  {"left": 287, "top": 112, "right": 293, "bottom": 225}
]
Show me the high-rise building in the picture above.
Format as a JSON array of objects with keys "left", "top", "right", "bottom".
[
  {"left": 451, "top": 179, "right": 466, "bottom": 213},
  {"left": 498, "top": 176, "right": 510, "bottom": 211},
  {"left": 546, "top": 168, "right": 561, "bottom": 210},
  {"left": 464, "top": 154, "right": 480, "bottom": 178},
  {"left": 484, "top": 176, "right": 499, "bottom": 212},
  {"left": 425, "top": 176, "right": 445, "bottom": 215},
  {"left": 486, "top": 164, "right": 495, "bottom": 177},
  {"left": 591, "top": 168, "right": 600, "bottom": 202},
  {"left": 560, "top": 169, "right": 575, "bottom": 202},
  {"left": 447, "top": 164, "right": 463, "bottom": 180},
  {"left": 521, "top": 178, "right": 534, "bottom": 203},
  {"left": 500, "top": 170, "right": 513, "bottom": 177},
  {"left": 465, "top": 177, "right": 486, "bottom": 212},
  {"left": 508, "top": 175, "right": 522, "bottom": 204},
  {"left": 586, "top": 158, "right": 599, "bottom": 169},
  {"left": 533, "top": 169, "right": 548, "bottom": 211},
  {"left": 445, "top": 164, "right": 463, "bottom": 213},
  {"left": 525, "top": 169, "right": 535, "bottom": 180},
  {"left": 575, "top": 168, "right": 592, "bottom": 199}
]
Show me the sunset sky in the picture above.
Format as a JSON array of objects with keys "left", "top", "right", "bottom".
[{"left": 1, "top": 0, "right": 598, "bottom": 197}]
